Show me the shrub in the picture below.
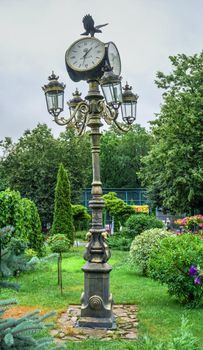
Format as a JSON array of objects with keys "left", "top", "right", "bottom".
[
  {"left": 48, "top": 234, "right": 71, "bottom": 254},
  {"left": 48, "top": 234, "right": 71, "bottom": 295},
  {"left": 125, "top": 213, "right": 164, "bottom": 238},
  {"left": 75, "top": 230, "right": 87, "bottom": 241},
  {"left": 72, "top": 204, "right": 91, "bottom": 231},
  {"left": 107, "top": 233, "right": 132, "bottom": 251},
  {"left": 103, "top": 192, "right": 134, "bottom": 230},
  {"left": 0, "top": 189, "right": 44, "bottom": 256},
  {"left": 51, "top": 163, "right": 75, "bottom": 245},
  {"left": 129, "top": 228, "right": 173, "bottom": 275},
  {"left": 148, "top": 233, "right": 203, "bottom": 307},
  {"left": 0, "top": 283, "right": 63, "bottom": 350},
  {"left": 0, "top": 189, "right": 25, "bottom": 239},
  {"left": 137, "top": 316, "right": 199, "bottom": 350},
  {"left": 21, "top": 198, "right": 44, "bottom": 256},
  {"left": 0, "top": 226, "right": 36, "bottom": 277}
]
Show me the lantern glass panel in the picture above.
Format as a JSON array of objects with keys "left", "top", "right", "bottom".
[
  {"left": 121, "top": 101, "right": 137, "bottom": 123},
  {"left": 102, "top": 81, "right": 122, "bottom": 105},
  {"left": 46, "top": 90, "right": 64, "bottom": 116}
]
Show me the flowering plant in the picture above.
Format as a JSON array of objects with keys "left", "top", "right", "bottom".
[
  {"left": 175, "top": 215, "right": 203, "bottom": 234},
  {"left": 148, "top": 233, "right": 203, "bottom": 307},
  {"left": 189, "top": 265, "right": 203, "bottom": 285}
]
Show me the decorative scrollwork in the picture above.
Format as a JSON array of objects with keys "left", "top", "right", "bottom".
[
  {"left": 102, "top": 103, "right": 117, "bottom": 125},
  {"left": 73, "top": 103, "right": 89, "bottom": 135},
  {"left": 89, "top": 295, "right": 103, "bottom": 310},
  {"left": 101, "top": 103, "right": 131, "bottom": 132},
  {"left": 54, "top": 101, "right": 89, "bottom": 136},
  {"left": 113, "top": 119, "right": 131, "bottom": 133}
]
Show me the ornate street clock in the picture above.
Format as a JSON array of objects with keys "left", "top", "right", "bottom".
[
  {"left": 65, "top": 37, "right": 106, "bottom": 82},
  {"left": 65, "top": 15, "right": 121, "bottom": 82}
]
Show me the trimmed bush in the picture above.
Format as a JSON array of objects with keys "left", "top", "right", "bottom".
[
  {"left": 51, "top": 163, "right": 75, "bottom": 245},
  {"left": 107, "top": 233, "right": 132, "bottom": 251},
  {"left": 72, "top": 204, "right": 91, "bottom": 231},
  {"left": 125, "top": 213, "right": 164, "bottom": 238},
  {"left": 103, "top": 192, "right": 135, "bottom": 230},
  {"left": 129, "top": 228, "right": 173, "bottom": 275},
  {"left": 148, "top": 233, "right": 203, "bottom": 307},
  {"left": 48, "top": 233, "right": 71, "bottom": 295},
  {"left": 48, "top": 234, "right": 71, "bottom": 254}
]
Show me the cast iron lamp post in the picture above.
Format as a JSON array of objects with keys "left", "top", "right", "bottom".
[{"left": 42, "top": 15, "right": 138, "bottom": 329}]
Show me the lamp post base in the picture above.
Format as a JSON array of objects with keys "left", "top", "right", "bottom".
[
  {"left": 78, "top": 315, "right": 116, "bottom": 329},
  {"left": 78, "top": 262, "right": 115, "bottom": 329}
]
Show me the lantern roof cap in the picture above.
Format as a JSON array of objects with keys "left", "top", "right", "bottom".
[
  {"left": 69, "top": 88, "right": 83, "bottom": 108},
  {"left": 42, "top": 71, "right": 66, "bottom": 93},
  {"left": 122, "top": 82, "right": 139, "bottom": 103}
]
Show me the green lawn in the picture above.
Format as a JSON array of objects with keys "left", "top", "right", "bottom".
[{"left": 1, "top": 247, "right": 203, "bottom": 348}]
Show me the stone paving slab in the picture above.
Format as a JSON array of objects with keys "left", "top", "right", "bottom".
[{"left": 51, "top": 304, "right": 138, "bottom": 342}]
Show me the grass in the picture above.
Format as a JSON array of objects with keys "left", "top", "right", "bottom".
[{"left": 1, "top": 247, "right": 203, "bottom": 348}]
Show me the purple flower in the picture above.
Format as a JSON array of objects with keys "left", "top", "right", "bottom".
[
  {"left": 189, "top": 265, "right": 198, "bottom": 276},
  {"left": 194, "top": 276, "right": 202, "bottom": 285}
]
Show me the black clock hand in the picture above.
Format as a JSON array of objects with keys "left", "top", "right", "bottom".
[{"left": 83, "top": 47, "right": 93, "bottom": 58}]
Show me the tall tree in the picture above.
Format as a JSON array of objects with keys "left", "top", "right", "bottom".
[
  {"left": 51, "top": 163, "right": 74, "bottom": 245},
  {"left": 100, "top": 124, "right": 152, "bottom": 188},
  {"left": 140, "top": 52, "right": 203, "bottom": 214},
  {"left": 0, "top": 124, "right": 60, "bottom": 224},
  {"left": 0, "top": 124, "right": 91, "bottom": 224},
  {"left": 58, "top": 126, "right": 92, "bottom": 200}
]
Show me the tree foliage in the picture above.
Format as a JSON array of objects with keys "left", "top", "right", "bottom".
[
  {"left": 71, "top": 204, "right": 91, "bottom": 231},
  {"left": 0, "top": 189, "right": 43, "bottom": 255},
  {"left": 0, "top": 277, "right": 61, "bottom": 350},
  {"left": 100, "top": 124, "right": 152, "bottom": 188},
  {"left": 140, "top": 52, "right": 203, "bottom": 213},
  {"left": 58, "top": 127, "right": 92, "bottom": 201},
  {"left": 21, "top": 198, "right": 44, "bottom": 256},
  {"left": 51, "top": 163, "right": 75, "bottom": 245},
  {"left": 0, "top": 124, "right": 91, "bottom": 224},
  {"left": 103, "top": 192, "right": 135, "bottom": 228}
]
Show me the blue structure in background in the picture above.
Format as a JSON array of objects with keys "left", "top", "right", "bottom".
[{"left": 82, "top": 188, "right": 149, "bottom": 208}]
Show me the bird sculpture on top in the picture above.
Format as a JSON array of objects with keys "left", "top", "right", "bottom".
[{"left": 81, "top": 14, "right": 108, "bottom": 37}]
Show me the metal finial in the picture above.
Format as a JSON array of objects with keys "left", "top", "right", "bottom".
[{"left": 48, "top": 71, "right": 59, "bottom": 81}]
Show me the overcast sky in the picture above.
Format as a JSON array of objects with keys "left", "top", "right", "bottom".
[{"left": 0, "top": 0, "right": 202, "bottom": 142}]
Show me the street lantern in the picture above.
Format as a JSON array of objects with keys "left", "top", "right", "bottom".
[
  {"left": 42, "top": 72, "right": 65, "bottom": 117},
  {"left": 68, "top": 88, "right": 83, "bottom": 114},
  {"left": 100, "top": 68, "right": 123, "bottom": 110},
  {"left": 121, "top": 83, "right": 139, "bottom": 124}
]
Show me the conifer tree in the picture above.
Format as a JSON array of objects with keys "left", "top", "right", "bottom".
[
  {"left": 51, "top": 163, "right": 74, "bottom": 244},
  {"left": 0, "top": 227, "right": 64, "bottom": 350}
]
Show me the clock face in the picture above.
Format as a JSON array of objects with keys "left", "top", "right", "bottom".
[
  {"left": 65, "top": 37, "right": 105, "bottom": 72},
  {"left": 106, "top": 42, "right": 121, "bottom": 76}
]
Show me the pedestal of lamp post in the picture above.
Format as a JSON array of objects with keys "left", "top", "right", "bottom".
[
  {"left": 78, "top": 196, "right": 115, "bottom": 329},
  {"left": 78, "top": 262, "right": 115, "bottom": 328}
]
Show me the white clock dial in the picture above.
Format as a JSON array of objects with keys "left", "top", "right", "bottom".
[
  {"left": 65, "top": 37, "right": 105, "bottom": 72},
  {"left": 106, "top": 42, "right": 121, "bottom": 76}
]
